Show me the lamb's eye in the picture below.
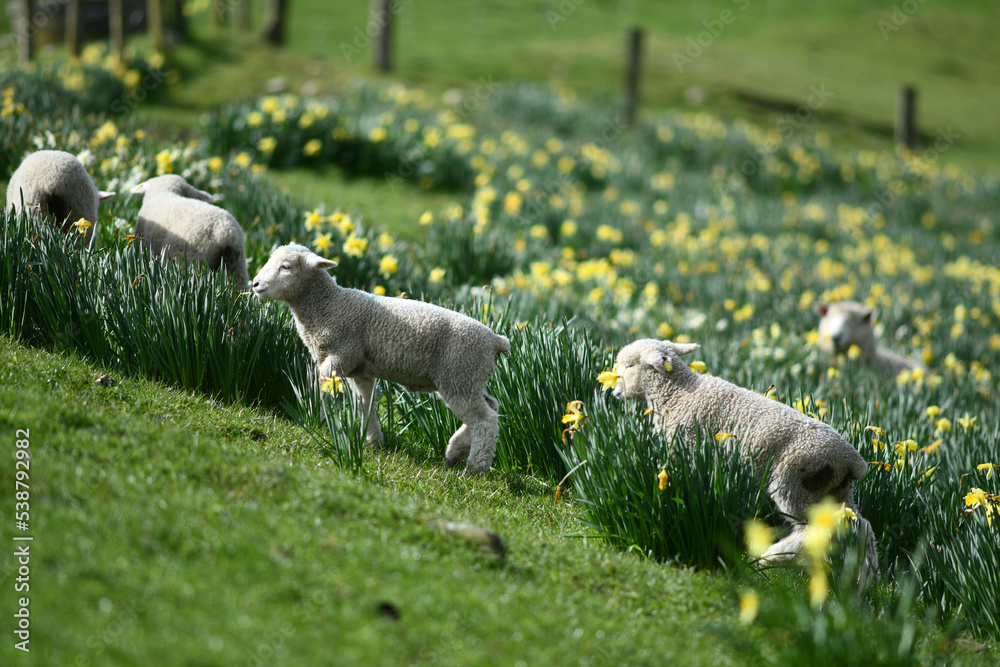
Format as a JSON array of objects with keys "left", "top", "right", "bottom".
[{"left": 279, "top": 263, "right": 291, "bottom": 272}]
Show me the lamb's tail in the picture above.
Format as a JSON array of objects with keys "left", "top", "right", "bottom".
[{"left": 496, "top": 334, "right": 511, "bottom": 356}]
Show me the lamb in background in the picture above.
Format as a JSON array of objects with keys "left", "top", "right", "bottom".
[
  {"left": 133, "top": 174, "right": 250, "bottom": 287},
  {"left": 814, "top": 300, "right": 924, "bottom": 378},
  {"left": 5, "top": 150, "right": 115, "bottom": 244},
  {"left": 252, "top": 244, "right": 510, "bottom": 474},
  {"left": 610, "top": 338, "right": 877, "bottom": 581}
]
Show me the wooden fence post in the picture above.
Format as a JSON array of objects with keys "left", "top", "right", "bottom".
[
  {"left": 65, "top": 0, "right": 81, "bottom": 56},
  {"left": 109, "top": 0, "right": 125, "bottom": 57},
  {"left": 624, "top": 27, "right": 643, "bottom": 126},
  {"left": 371, "top": 0, "right": 393, "bottom": 72},
  {"left": 263, "top": 0, "right": 289, "bottom": 46},
  {"left": 148, "top": 0, "right": 163, "bottom": 48},
  {"left": 895, "top": 85, "right": 917, "bottom": 150},
  {"left": 18, "top": 0, "right": 35, "bottom": 63}
]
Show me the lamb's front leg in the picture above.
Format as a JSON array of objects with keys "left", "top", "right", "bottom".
[{"left": 346, "top": 376, "right": 384, "bottom": 448}]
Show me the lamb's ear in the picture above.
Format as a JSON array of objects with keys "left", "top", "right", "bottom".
[
  {"left": 863, "top": 308, "right": 876, "bottom": 323},
  {"left": 183, "top": 184, "right": 215, "bottom": 203},
  {"left": 641, "top": 346, "right": 675, "bottom": 375},
  {"left": 672, "top": 342, "right": 700, "bottom": 357},
  {"left": 305, "top": 253, "right": 338, "bottom": 270},
  {"left": 99, "top": 191, "right": 116, "bottom": 201},
  {"left": 814, "top": 302, "right": 829, "bottom": 317}
]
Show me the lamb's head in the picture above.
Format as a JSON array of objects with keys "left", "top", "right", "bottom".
[
  {"left": 611, "top": 338, "right": 700, "bottom": 401},
  {"left": 135, "top": 174, "right": 215, "bottom": 203},
  {"left": 814, "top": 301, "right": 877, "bottom": 355},
  {"left": 252, "top": 244, "right": 337, "bottom": 303}
]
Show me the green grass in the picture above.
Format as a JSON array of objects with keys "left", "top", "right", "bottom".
[
  {"left": 0, "top": 334, "right": 765, "bottom": 666},
  {"left": 134, "top": 0, "right": 1000, "bottom": 174},
  {"left": 3, "top": 15, "right": 1000, "bottom": 662}
]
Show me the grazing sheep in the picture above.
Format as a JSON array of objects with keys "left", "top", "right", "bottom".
[
  {"left": 252, "top": 244, "right": 510, "bottom": 473},
  {"left": 5, "top": 150, "right": 115, "bottom": 244},
  {"left": 133, "top": 175, "right": 250, "bottom": 287},
  {"left": 814, "top": 300, "right": 924, "bottom": 378},
  {"left": 611, "top": 338, "right": 877, "bottom": 579}
]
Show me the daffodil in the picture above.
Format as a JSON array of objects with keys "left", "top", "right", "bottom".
[
  {"left": 72, "top": 218, "right": 92, "bottom": 235},
  {"left": 657, "top": 467, "right": 669, "bottom": 490},
  {"left": 978, "top": 463, "right": 996, "bottom": 479},
  {"left": 313, "top": 233, "right": 332, "bottom": 253},
  {"left": 320, "top": 374, "right": 344, "bottom": 394},
  {"left": 919, "top": 439, "right": 942, "bottom": 454},
  {"left": 744, "top": 519, "right": 773, "bottom": 558},
  {"left": 596, "top": 368, "right": 619, "bottom": 391},
  {"left": 304, "top": 209, "right": 323, "bottom": 231},
  {"left": 738, "top": 590, "right": 760, "bottom": 626},
  {"left": 419, "top": 211, "right": 433, "bottom": 226},
  {"left": 925, "top": 405, "right": 941, "bottom": 419},
  {"left": 428, "top": 267, "right": 446, "bottom": 284},
  {"left": 303, "top": 139, "right": 322, "bottom": 156},
  {"left": 343, "top": 235, "right": 368, "bottom": 258},
  {"left": 809, "top": 566, "right": 828, "bottom": 609},
  {"left": 958, "top": 413, "right": 977, "bottom": 431},
  {"left": 689, "top": 360, "right": 707, "bottom": 373},
  {"left": 715, "top": 433, "right": 734, "bottom": 443},
  {"left": 379, "top": 255, "right": 398, "bottom": 277}
]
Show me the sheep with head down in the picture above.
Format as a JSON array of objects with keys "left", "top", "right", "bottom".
[
  {"left": 609, "top": 338, "right": 878, "bottom": 581},
  {"left": 252, "top": 244, "right": 510, "bottom": 474},
  {"left": 133, "top": 174, "right": 250, "bottom": 287},
  {"left": 5, "top": 150, "right": 115, "bottom": 244}
]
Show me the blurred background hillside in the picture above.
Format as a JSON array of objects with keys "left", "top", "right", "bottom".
[{"left": 4, "top": 0, "right": 998, "bottom": 172}]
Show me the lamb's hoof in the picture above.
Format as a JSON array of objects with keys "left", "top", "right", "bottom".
[
  {"left": 464, "top": 462, "right": 491, "bottom": 476},
  {"left": 445, "top": 455, "right": 463, "bottom": 468}
]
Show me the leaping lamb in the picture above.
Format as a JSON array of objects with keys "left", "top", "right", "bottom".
[
  {"left": 814, "top": 300, "right": 924, "bottom": 378},
  {"left": 252, "top": 244, "right": 510, "bottom": 474},
  {"left": 133, "top": 174, "right": 250, "bottom": 287},
  {"left": 609, "top": 338, "right": 878, "bottom": 580},
  {"left": 5, "top": 150, "right": 115, "bottom": 244}
]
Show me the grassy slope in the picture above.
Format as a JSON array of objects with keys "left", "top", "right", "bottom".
[{"left": 0, "top": 335, "right": 762, "bottom": 666}]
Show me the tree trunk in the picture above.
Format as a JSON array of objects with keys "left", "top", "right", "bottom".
[
  {"left": 262, "top": 0, "right": 289, "bottom": 46},
  {"left": 148, "top": 0, "right": 163, "bottom": 48},
  {"left": 65, "top": 0, "right": 81, "bottom": 57},
  {"left": 110, "top": 0, "right": 125, "bottom": 57},
  {"left": 18, "top": 0, "right": 35, "bottom": 63}
]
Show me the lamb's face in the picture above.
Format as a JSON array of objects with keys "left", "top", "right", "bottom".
[
  {"left": 612, "top": 339, "right": 700, "bottom": 401},
  {"left": 252, "top": 245, "right": 337, "bottom": 303},
  {"left": 815, "top": 301, "right": 876, "bottom": 354}
]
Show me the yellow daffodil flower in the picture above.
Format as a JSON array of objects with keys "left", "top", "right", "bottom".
[
  {"left": 743, "top": 519, "right": 773, "bottom": 558},
  {"left": 657, "top": 467, "right": 669, "bottom": 490},
  {"left": 596, "top": 368, "right": 619, "bottom": 391},
  {"left": 738, "top": 590, "right": 760, "bottom": 626}
]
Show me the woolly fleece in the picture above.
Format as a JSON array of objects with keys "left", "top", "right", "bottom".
[
  {"left": 5, "top": 150, "right": 114, "bottom": 244},
  {"left": 612, "top": 338, "right": 877, "bottom": 578},
  {"left": 134, "top": 174, "right": 250, "bottom": 287},
  {"left": 252, "top": 244, "right": 510, "bottom": 473}
]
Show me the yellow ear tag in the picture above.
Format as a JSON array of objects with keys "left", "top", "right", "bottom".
[{"left": 663, "top": 360, "right": 673, "bottom": 371}]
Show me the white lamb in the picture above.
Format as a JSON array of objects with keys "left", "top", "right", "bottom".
[
  {"left": 252, "top": 244, "right": 511, "bottom": 473},
  {"left": 133, "top": 175, "right": 250, "bottom": 287},
  {"left": 610, "top": 338, "right": 877, "bottom": 579},
  {"left": 5, "top": 150, "right": 115, "bottom": 244},
  {"left": 814, "top": 301, "right": 924, "bottom": 378}
]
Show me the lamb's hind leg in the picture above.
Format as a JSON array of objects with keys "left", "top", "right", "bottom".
[
  {"left": 346, "top": 376, "right": 383, "bottom": 448},
  {"left": 443, "top": 392, "right": 500, "bottom": 474}
]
